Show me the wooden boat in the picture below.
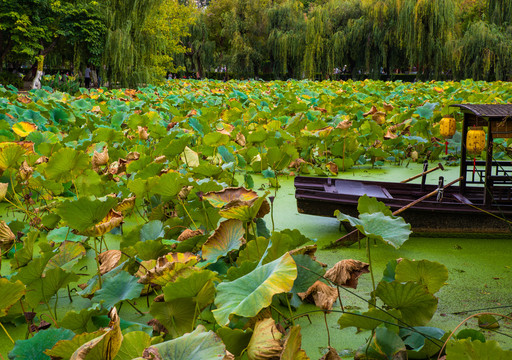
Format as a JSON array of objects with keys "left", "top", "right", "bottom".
[{"left": 294, "top": 104, "right": 512, "bottom": 235}]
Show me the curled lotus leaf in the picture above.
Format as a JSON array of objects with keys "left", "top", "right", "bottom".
[
  {"left": 92, "top": 146, "right": 109, "bottom": 168},
  {"left": 137, "top": 252, "right": 198, "bottom": 286},
  {"left": 298, "top": 280, "right": 338, "bottom": 311},
  {"left": 202, "top": 219, "right": 245, "bottom": 262},
  {"left": 80, "top": 210, "right": 123, "bottom": 237},
  {"left": 319, "top": 347, "right": 341, "bottom": 360},
  {"left": 19, "top": 160, "right": 33, "bottom": 180},
  {"left": 218, "top": 194, "right": 270, "bottom": 222},
  {"left": 0, "top": 278, "right": 25, "bottom": 317},
  {"left": 0, "top": 144, "right": 27, "bottom": 171},
  {"left": 0, "top": 182, "right": 8, "bottom": 201},
  {"left": 70, "top": 307, "right": 123, "bottom": 360},
  {"left": 281, "top": 325, "right": 309, "bottom": 360},
  {"left": 46, "top": 241, "right": 87, "bottom": 272},
  {"left": 177, "top": 228, "right": 204, "bottom": 242},
  {"left": 12, "top": 121, "right": 37, "bottom": 137},
  {"left": 0, "top": 220, "right": 15, "bottom": 252},
  {"left": 363, "top": 105, "right": 378, "bottom": 117},
  {"left": 137, "top": 126, "right": 149, "bottom": 140},
  {"left": 324, "top": 259, "right": 369, "bottom": 289},
  {"left": 114, "top": 196, "right": 136, "bottom": 214},
  {"left": 246, "top": 318, "right": 284, "bottom": 360},
  {"left": 204, "top": 187, "right": 259, "bottom": 208},
  {"left": 98, "top": 250, "right": 123, "bottom": 275}
]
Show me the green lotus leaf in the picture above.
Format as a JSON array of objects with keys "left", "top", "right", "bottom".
[
  {"left": 290, "top": 254, "right": 325, "bottom": 294},
  {"left": 149, "top": 325, "right": 226, "bottom": 360},
  {"left": 114, "top": 331, "right": 151, "bottom": 360},
  {"left": 262, "top": 230, "right": 311, "bottom": 264},
  {"left": 355, "top": 327, "right": 406, "bottom": 360},
  {"left": 336, "top": 211, "right": 411, "bottom": 249},
  {"left": 357, "top": 194, "right": 393, "bottom": 216},
  {"left": 182, "top": 146, "right": 200, "bottom": 167},
  {"left": 127, "top": 177, "right": 159, "bottom": 198},
  {"left": 44, "top": 147, "right": 89, "bottom": 182},
  {"left": 11, "top": 230, "right": 38, "bottom": 270},
  {"left": 192, "top": 163, "right": 224, "bottom": 177},
  {"left": 0, "top": 144, "right": 26, "bottom": 171},
  {"left": 446, "top": 339, "right": 512, "bottom": 359},
  {"left": 25, "top": 267, "right": 80, "bottom": 308},
  {"left": 216, "top": 327, "right": 253, "bottom": 357},
  {"left": 281, "top": 325, "right": 309, "bottom": 360},
  {"left": 150, "top": 171, "right": 188, "bottom": 197},
  {"left": 9, "top": 328, "right": 75, "bottom": 360},
  {"left": 150, "top": 297, "right": 198, "bottom": 337},
  {"left": 59, "top": 307, "right": 104, "bottom": 333},
  {"left": 55, "top": 196, "right": 118, "bottom": 232},
  {"left": 140, "top": 220, "right": 165, "bottom": 242},
  {"left": 162, "top": 270, "right": 217, "bottom": 308},
  {"left": 46, "top": 227, "right": 87, "bottom": 243},
  {"left": 93, "top": 271, "right": 144, "bottom": 310},
  {"left": 376, "top": 281, "right": 438, "bottom": 326},
  {"left": 204, "top": 187, "right": 259, "bottom": 208},
  {"left": 0, "top": 278, "right": 25, "bottom": 317},
  {"left": 219, "top": 193, "right": 269, "bottom": 222},
  {"left": 236, "top": 237, "right": 269, "bottom": 265},
  {"left": 395, "top": 259, "right": 448, "bottom": 294},
  {"left": 456, "top": 329, "right": 486, "bottom": 342},
  {"left": 46, "top": 241, "right": 86, "bottom": 272},
  {"left": 213, "top": 253, "right": 297, "bottom": 326},
  {"left": 203, "top": 132, "right": 229, "bottom": 146},
  {"left": 226, "top": 260, "right": 258, "bottom": 281},
  {"left": 45, "top": 329, "right": 107, "bottom": 359},
  {"left": 399, "top": 326, "right": 445, "bottom": 352},
  {"left": 202, "top": 219, "right": 245, "bottom": 261},
  {"left": 338, "top": 308, "right": 399, "bottom": 331}
]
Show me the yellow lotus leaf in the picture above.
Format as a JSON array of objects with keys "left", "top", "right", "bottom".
[
  {"left": 246, "top": 318, "right": 283, "bottom": 360},
  {"left": 114, "top": 196, "right": 136, "bottom": 214},
  {"left": 0, "top": 183, "right": 8, "bottom": 201},
  {"left": 80, "top": 210, "right": 123, "bottom": 237},
  {"left": 12, "top": 122, "right": 37, "bottom": 137},
  {"left": 372, "top": 111, "right": 386, "bottom": 125},
  {"left": 0, "top": 221, "right": 15, "bottom": 252},
  {"left": 137, "top": 252, "right": 198, "bottom": 285},
  {"left": 204, "top": 187, "right": 259, "bottom": 208}
]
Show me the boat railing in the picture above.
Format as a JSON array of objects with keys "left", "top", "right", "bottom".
[{"left": 464, "top": 160, "right": 512, "bottom": 186}]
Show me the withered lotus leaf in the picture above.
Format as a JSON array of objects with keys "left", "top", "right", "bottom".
[
  {"left": 246, "top": 318, "right": 283, "bottom": 360},
  {"left": 324, "top": 259, "right": 369, "bottom": 289},
  {"left": 137, "top": 252, "right": 198, "bottom": 286},
  {"left": 137, "top": 126, "right": 149, "bottom": 140},
  {"left": 19, "top": 160, "right": 33, "bottom": 180},
  {"left": 383, "top": 102, "right": 394, "bottom": 112},
  {"left": 0, "top": 182, "right": 8, "bottom": 201},
  {"left": 177, "top": 228, "right": 204, "bottom": 242},
  {"left": 80, "top": 210, "right": 123, "bottom": 237},
  {"left": 98, "top": 250, "right": 123, "bottom": 275},
  {"left": 0, "top": 221, "right": 15, "bottom": 251},
  {"left": 363, "top": 105, "right": 378, "bottom": 117},
  {"left": 92, "top": 146, "right": 109, "bottom": 168},
  {"left": 319, "top": 347, "right": 341, "bottom": 360},
  {"left": 115, "top": 196, "right": 136, "bottom": 214},
  {"left": 204, "top": 187, "right": 259, "bottom": 208},
  {"left": 235, "top": 132, "right": 246, "bottom": 146},
  {"left": 326, "top": 161, "right": 338, "bottom": 175},
  {"left": 298, "top": 280, "right": 338, "bottom": 311},
  {"left": 336, "top": 120, "right": 352, "bottom": 130}
]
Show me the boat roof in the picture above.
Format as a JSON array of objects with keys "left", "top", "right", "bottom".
[{"left": 450, "top": 104, "right": 512, "bottom": 119}]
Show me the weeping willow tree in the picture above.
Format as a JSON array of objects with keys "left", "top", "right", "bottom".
[
  {"left": 267, "top": 0, "right": 306, "bottom": 79},
  {"left": 179, "top": 11, "right": 215, "bottom": 78},
  {"left": 451, "top": 21, "right": 512, "bottom": 81},
  {"left": 398, "top": 0, "right": 456, "bottom": 79},
  {"left": 103, "top": 0, "right": 195, "bottom": 87},
  {"left": 303, "top": 5, "right": 332, "bottom": 79},
  {"left": 488, "top": 0, "right": 512, "bottom": 27}
]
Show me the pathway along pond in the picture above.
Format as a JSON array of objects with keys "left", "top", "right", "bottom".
[{"left": 270, "top": 163, "right": 512, "bottom": 358}]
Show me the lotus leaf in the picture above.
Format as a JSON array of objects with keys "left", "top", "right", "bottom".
[
  {"left": 290, "top": 254, "right": 325, "bottom": 294},
  {"left": 246, "top": 318, "right": 283, "bottom": 360},
  {"left": 213, "top": 253, "right": 297, "bottom": 326},
  {"left": 446, "top": 339, "right": 512, "bottom": 359},
  {"left": 0, "top": 144, "right": 26, "bottom": 171},
  {"left": 298, "top": 280, "right": 338, "bottom": 311},
  {"left": 93, "top": 271, "right": 144, "bottom": 309},
  {"left": 45, "top": 241, "right": 86, "bottom": 271},
  {"left": 324, "top": 259, "right": 369, "bottom": 289},
  {"left": 395, "top": 259, "right": 448, "bottom": 294},
  {"left": 55, "top": 196, "right": 118, "bottom": 233},
  {"left": 376, "top": 281, "right": 438, "bottom": 326},
  {"left": 0, "top": 220, "right": 15, "bottom": 251},
  {"left": 354, "top": 327, "right": 406, "bottom": 360},
  {"left": 357, "top": 194, "right": 393, "bottom": 216},
  {"left": 399, "top": 326, "right": 445, "bottom": 352},
  {"left": 161, "top": 270, "right": 217, "bottom": 308},
  {"left": 45, "top": 330, "right": 107, "bottom": 359},
  {"left": 204, "top": 187, "right": 259, "bottom": 208},
  {"left": 113, "top": 331, "right": 152, "bottom": 360},
  {"left": 338, "top": 308, "right": 400, "bottom": 331},
  {"left": 456, "top": 329, "right": 486, "bottom": 342},
  {"left": 44, "top": 148, "right": 89, "bottom": 182},
  {"left": 0, "top": 278, "right": 25, "bottom": 317},
  {"left": 216, "top": 327, "right": 253, "bottom": 357},
  {"left": 281, "top": 325, "right": 310, "bottom": 360},
  {"left": 336, "top": 211, "right": 411, "bottom": 249},
  {"left": 148, "top": 325, "right": 226, "bottom": 360},
  {"left": 202, "top": 219, "right": 245, "bottom": 261},
  {"left": 9, "top": 328, "right": 75, "bottom": 360}
]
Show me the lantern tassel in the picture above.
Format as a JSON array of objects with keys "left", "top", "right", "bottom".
[
  {"left": 473, "top": 157, "right": 476, "bottom": 174},
  {"left": 445, "top": 141, "right": 448, "bottom": 155}
]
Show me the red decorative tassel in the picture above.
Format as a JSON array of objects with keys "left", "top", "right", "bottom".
[
  {"left": 445, "top": 141, "right": 448, "bottom": 155},
  {"left": 473, "top": 157, "right": 476, "bottom": 174}
]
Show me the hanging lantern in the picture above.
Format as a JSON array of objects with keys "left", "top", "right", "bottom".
[
  {"left": 466, "top": 127, "right": 486, "bottom": 155},
  {"left": 467, "top": 127, "right": 486, "bottom": 174},
  {"left": 440, "top": 115, "right": 456, "bottom": 154}
]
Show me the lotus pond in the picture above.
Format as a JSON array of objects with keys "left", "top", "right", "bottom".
[{"left": 0, "top": 80, "right": 511, "bottom": 359}]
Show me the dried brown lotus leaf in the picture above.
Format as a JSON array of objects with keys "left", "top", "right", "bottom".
[
  {"left": 108, "top": 161, "right": 119, "bottom": 175},
  {"left": 147, "top": 319, "right": 168, "bottom": 335},
  {"left": 326, "top": 161, "right": 338, "bottom": 175},
  {"left": 177, "top": 228, "right": 204, "bottom": 242},
  {"left": 204, "top": 187, "right": 259, "bottom": 208},
  {"left": 0, "top": 221, "right": 15, "bottom": 251},
  {"left": 246, "top": 318, "right": 283, "bottom": 360},
  {"left": 324, "top": 259, "right": 369, "bottom": 289},
  {"left": 235, "top": 132, "right": 246, "bottom": 147},
  {"left": 363, "top": 105, "right": 378, "bottom": 117},
  {"left": 319, "top": 347, "right": 341, "bottom": 360},
  {"left": 178, "top": 186, "right": 194, "bottom": 201},
  {"left": 372, "top": 111, "right": 386, "bottom": 125},
  {"left": 137, "top": 126, "right": 149, "bottom": 140},
  {"left": 19, "top": 161, "right": 33, "bottom": 180},
  {"left": 224, "top": 351, "right": 235, "bottom": 360},
  {"left": 289, "top": 158, "right": 306, "bottom": 169},
  {"left": 0, "top": 183, "right": 8, "bottom": 201},
  {"left": 126, "top": 151, "right": 140, "bottom": 161},
  {"left": 137, "top": 252, "right": 198, "bottom": 285},
  {"left": 336, "top": 120, "right": 352, "bottom": 130},
  {"left": 255, "top": 198, "right": 270, "bottom": 218},
  {"left": 298, "top": 280, "right": 338, "bottom": 311},
  {"left": 384, "top": 129, "right": 398, "bottom": 140},
  {"left": 383, "top": 102, "right": 394, "bottom": 112},
  {"left": 35, "top": 156, "right": 49, "bottom": 165},
  {"left": 98, "top": 250, "right": 123, "bottom": 275},
  {"left": 92, "top": 146, "right": 109, "bottom": 167},
  {"left": 153, "top": 155, "right": 166, "bottom": 163}
]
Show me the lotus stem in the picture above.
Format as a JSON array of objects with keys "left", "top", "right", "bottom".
[
  {"left": 285, "top": 295, "right": 295, "bottom": 326},
  {"left": 92, "top": 237, "right": 102, "bottom": 289},
  {"left": 323, "top": 311, "right": 331, "bottom": 347},
  {"left": 366, "top": 237, "right": 376, "bottom": 298},
  {"left": 0, "top": 321, "right": 14, "bottom": 344},
  {"left": 178, "top": 198, "right": 198, "bottom": 230},
  {"left": 125, "top": 299, "right": 145, "bottom": 316}
]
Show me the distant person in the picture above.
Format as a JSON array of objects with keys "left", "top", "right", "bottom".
[{"left": 85, "top": 65, "right": 91, "bottom": 88}]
